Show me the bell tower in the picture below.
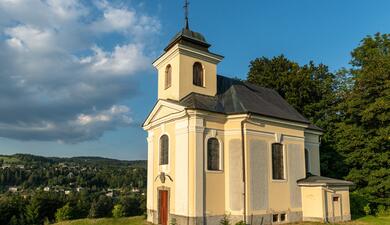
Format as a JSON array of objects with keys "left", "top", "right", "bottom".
[{"left": 152, "top": 2, "right": 223, "bottom": 101}]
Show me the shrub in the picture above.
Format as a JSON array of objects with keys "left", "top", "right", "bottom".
[
  {"left": 363, "top": 203, "right": 371, "bottom": 215},
  {"left": 55, "top": 203, "right": 73, "bottom": 222},
  {"left": 219, "top": 214, "right": 230, "bottom": 225},
  {"left": 170, "top": 217, "right": 177, "bottom": 225},
  {"left": 350, "top": 192, "right": 369, "bottom": 217},
  {"left": 235, "top": 220, "right": 246, "bottom": 225},
  {"left": 112, "top": 204, "right": 125, "bottom": 218},
  {"left": 376, "top": 205, "right": 390, "bottom": 216}
]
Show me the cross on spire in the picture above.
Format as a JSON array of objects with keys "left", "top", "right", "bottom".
[{"left": 184, "top": 0, "right": 189, "bottom": 29}]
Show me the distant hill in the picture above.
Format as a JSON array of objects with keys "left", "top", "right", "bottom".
[{"left": 0, "top": 153, "right": 146, "bottom": 168}]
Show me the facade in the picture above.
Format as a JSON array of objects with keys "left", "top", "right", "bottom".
[{"left": 143, "top": 25, "right": 353, "bottom": 225}]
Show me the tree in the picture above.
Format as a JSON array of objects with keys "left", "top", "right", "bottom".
[
  {"left": 55, "top": 203, "right": 73, "bottom": 222},
  {"left": 112, "top": 204, "right": 125, "bottom": 218},
  {"left": 334, "top": 33, "right": 390, "bottom": 208},
  {"left": 26, "top": 197, "right": 41, "bottom": 225},
  {"left": 88, "top": 195, "right": 113, "bottom": 218}
]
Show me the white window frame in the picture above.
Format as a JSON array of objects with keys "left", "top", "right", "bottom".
[
  {"left": 270, "top": 142, "right": 287, "bottom": 182},
  {"left": 158, "top": 133, "right": 170, "bottom": 172},
  {"left": 205, "top": 136, "right": 223, "bottom": 173}
]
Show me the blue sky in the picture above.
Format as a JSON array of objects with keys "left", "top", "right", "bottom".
[{"left": 0, "top": 0, "right": 389, "bottom": 160}]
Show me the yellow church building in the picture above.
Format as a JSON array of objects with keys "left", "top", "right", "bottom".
[{"left": 143, "top": 18, "right": 353, "bottom": 225}]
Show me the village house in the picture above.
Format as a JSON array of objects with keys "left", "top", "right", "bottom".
[{"left": 143, "top": 12, "right": 353, "bottom": 225}]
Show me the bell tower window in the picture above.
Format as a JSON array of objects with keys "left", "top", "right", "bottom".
[
  {"left": 165, "top": 64, "right": 172, "bottom": 89},
  {"left": 193, "top": 62, "right": 204, "bottom": 87}
]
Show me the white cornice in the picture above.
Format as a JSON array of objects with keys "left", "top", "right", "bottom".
[{"left": 153, "top": 44, "right": 224, "bottom": 69}]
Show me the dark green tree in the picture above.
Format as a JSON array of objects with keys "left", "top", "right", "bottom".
[
  {"left": 55, "top": 203, "right": 73, "bottom": 222},
  {"left": 334, "top": 33, "right": 390, "bottom": 208},
  {"left": 88, "top": 195, "right": 113, "bottom": 218}
]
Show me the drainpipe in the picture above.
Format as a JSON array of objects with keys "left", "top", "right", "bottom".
[{"left": 241, "top": 113, "right": 251, "bottom": 224}]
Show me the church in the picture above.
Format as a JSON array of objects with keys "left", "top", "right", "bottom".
[{"left": 143, "top": 9, "right": 353, "bottom": 225}]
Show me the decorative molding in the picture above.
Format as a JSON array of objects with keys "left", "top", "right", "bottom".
[{"left": 275, "top": 133, "right": 282, "bottom": 143}]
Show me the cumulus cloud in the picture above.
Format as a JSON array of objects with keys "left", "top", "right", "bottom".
[{"left": 0, "top": 0, "right": 160, "bottom": 143}]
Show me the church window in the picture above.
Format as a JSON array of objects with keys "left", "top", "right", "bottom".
[
  {"left": 207, "top": 138, "right": 220, "bottom": 171},
  {"left": 165, "top": 64, "right": 172, "bottom": 89},
  {"left": 305, "top": 148, "right": 310, "bottom": 174},
  {"left": 160, "top": 135, "right": 169, "bottom": 165},
  {"left": 272, "top": 143, "right": 284, "bottom": 180},
  {"left": 193, "top": 62, "right": 204, "bottom": 87}
]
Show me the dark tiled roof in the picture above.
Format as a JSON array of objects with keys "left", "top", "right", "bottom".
[
  {"left": 164, "top": 28, "right": 211, "bottom": 52},
  {"left": 297, "top": 175, "right": 354, "bottom": 187},
  {"left": 179, "top": 75, "right": 311, "bottom": 124}
]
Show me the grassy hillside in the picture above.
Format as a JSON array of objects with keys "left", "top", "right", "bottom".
[
  {"left": 53, "top": 216, "right": 390, "bottom": 225},
  {"left": 54, "top": 216, "right": 146, "bottom": 225}
]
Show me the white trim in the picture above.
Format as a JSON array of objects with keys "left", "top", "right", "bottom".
[
  {"left": 270, "top": 142, "right": 288, "bottom": 182},
  {"left": 204, "top": 134, "right": 224, "bottom": 172},
  {"left": 153, "top": 43, "right": 223, "bottom": 69},
  {"left": 143, "top": 99, "right": 186, "bottom": 128},
  {"left": 158, "top": 132, "right": 170, "bottom": 173}
]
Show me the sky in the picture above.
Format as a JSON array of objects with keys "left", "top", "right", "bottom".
[{"left": 0, "top": 0, "right": 389, "bottom": 160}]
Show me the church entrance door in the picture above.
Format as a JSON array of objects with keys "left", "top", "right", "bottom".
[{"left": 159, "top": 190, "right": 168, "bottom": 225}]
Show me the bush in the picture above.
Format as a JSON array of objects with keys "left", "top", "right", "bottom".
[
  {"left": 363, "top": 203, "right": 371, "bottom": 215},
  {"left": 350, "top": 192, "right": 370, "bottom": 217},
  {"left": 376, "top": 205, "right": 390, "bottom": 216},
  {"left": 219, "top": 214, "right": 230, "bottom": 225},
  {"left": 170, "top": 218, "right": 177, "bottom": 225},
  {"left": 112, "top": 204, "right": 125, "bottom": 218},
  {"left": 235, "top": 221, "right": 246, "bottom": 225},
  {"left": 55, "top": 203, "right": 73, "bottom": 222}
]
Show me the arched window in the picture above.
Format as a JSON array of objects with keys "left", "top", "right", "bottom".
[
  {"left": 272, "top": 143, "right": 284, "bottom": 180},
  {"left": 165, "top": 64, "right": 172, "bottom": 89},
  {"left": 193, "top": 62, "right": 203, "bottom": 87},
  {"left": 305, "top": 148, "right": 310, "bottom": 174},
  {"left": 160, "top": 135, "right": 169, "bottom": 165},
  {"left": 207, "top": 138, "right": 220, "bottom": 171}
]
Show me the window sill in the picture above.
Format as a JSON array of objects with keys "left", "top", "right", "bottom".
[
  {"left": 205, "top": 170, "right": 224, "bottom": 174},
  {"left": 271, "top": 179, "right": 288, "bottom": 183}
]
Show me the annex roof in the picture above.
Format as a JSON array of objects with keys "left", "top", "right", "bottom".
[{"left": 297, "top": 175, "right": 354, "bottom": 187}]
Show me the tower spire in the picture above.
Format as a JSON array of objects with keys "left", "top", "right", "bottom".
[{"left": 184, "top": 0, "right": 189, "bottom": 29}]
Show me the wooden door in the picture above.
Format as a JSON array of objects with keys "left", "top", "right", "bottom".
[{"left": 159, "top": 190, "right": 168, "bottom": 225}]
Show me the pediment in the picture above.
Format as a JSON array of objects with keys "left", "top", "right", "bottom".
[{"left": 143, "top": 100, "right": 185, "bottom": 128}]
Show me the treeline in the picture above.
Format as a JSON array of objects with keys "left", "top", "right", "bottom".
[
  {"left": 247, "top": 33, "right": 389, "bottom": 217},
  {"left": 0, "top": 154, "right": 146, "bottom": 191},
  {"left": 0, "top": 154, "right": 147, "bottom": 225},
  {"left": 0, "top": 191, "right": 145, "bottom": 225}
]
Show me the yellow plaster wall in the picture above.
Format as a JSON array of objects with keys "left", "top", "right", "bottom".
[
  {"left": 155, "top": 45, "right": 218, "bottom": 102},
  {"left": 151, "top": 121, "right": 177, "bottom": 213},
  {"left": 301, "top": 187, "right": 324, "bottom": 219},
  {"left": 205, "top": 173, "right": 225, "bottom": 215},
  {"left": 157, "top": 54, "right": 180, "bottom": 101},
  {"left": 178, "top": 54, "right": 217, "bottom": 99}
]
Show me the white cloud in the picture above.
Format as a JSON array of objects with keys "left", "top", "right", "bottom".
[
  {"left": 0, "top": 0, "right": 160, "bottom": 143},
  {"left": 80, "top": 44, "right": 149, "bottom": 75}
]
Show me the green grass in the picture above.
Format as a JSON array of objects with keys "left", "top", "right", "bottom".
[
  {"left": 53, "top": 215, "right": 390, "bottom": 225},
  {"left": 290, "top": 215, "right": 390, "bottom": 225},
  {"left": 54, "top": 216, "right": 146, "bottom": 225},
  {"left": 354, "top": 215, "right": 390, "bottom": 225}
]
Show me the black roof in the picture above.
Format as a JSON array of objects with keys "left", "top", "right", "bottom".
[
  {"left": 297, "top": 175, "right": 354, "bottom": 187},
  {"left": 179, "top": 75, "right": 314, "bottom": 125}
]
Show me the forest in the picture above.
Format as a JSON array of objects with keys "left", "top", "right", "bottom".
[{"left": 0, "top": 154, "right": 147, "bottom": 225}]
